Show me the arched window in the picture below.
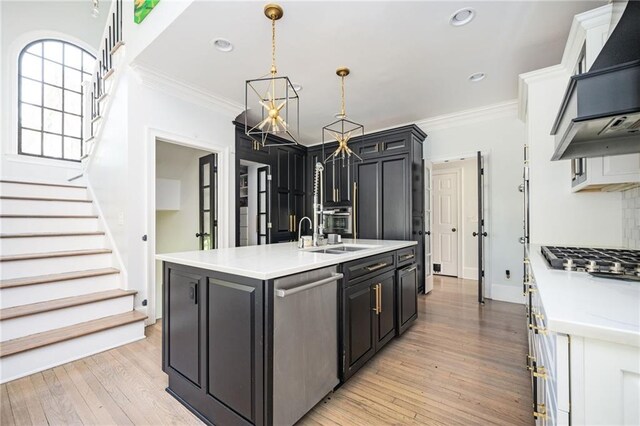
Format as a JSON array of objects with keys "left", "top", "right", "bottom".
[{"left": 18, "top": 39, "right": 95, "bottom": 161}]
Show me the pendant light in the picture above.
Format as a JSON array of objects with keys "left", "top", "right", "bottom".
[
  {"left": 322, "top": 67, "right": 364, "bottom": 166},
  {"left": 245, "top": 3, "right": 300, "bottom": 148}
]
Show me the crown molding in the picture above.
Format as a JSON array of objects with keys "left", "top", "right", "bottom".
[
  {"left": 517, "top": 64, "right": 567, "bottom": 121},
  {"left": 130, "top": 64, "right": 244, "bottom": 118},
  {"left": 415, "top": 100, "right": 518, "bottom": 132}
]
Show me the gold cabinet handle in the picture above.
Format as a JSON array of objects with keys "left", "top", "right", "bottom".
[
  {"left": 528, "top": 323, "right": 547, "bottom": 335},
  {"left": 525, "top": 354, "right": 536, "bottom": 371},
  {"left": 378, "top": 283, "right": 382, "bottom": 313},
  {"left": 353, "top": 182, "right": 357, "bottom": 239},
  {"left": 533, "top": 403, "right": 547, "bottom": 419},
  {"left": 372, "top": 284, "right": 381, "bottom": 315},
  {"left": 400, "top": 253, "right": 415, "bottom": 261},
  {"left": 293, "top": 214, "right": 296, "bottom": 232},
  {"left": 533, "top": 366, "right": 547, "bottom": 379},
  {"left": 366, "top": 262, "right": 389, "bottom": 272}
]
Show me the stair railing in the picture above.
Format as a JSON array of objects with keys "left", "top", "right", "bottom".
[{"left": 80, "top": 0, "right": 124, "bottom": 165}]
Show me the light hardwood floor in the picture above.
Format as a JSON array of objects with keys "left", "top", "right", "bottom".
[{"left": 1, "top": 276, "right": 533, "bottom": 425}]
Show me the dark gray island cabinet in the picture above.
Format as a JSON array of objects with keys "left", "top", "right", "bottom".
[{"left": 161, "top": 241, "right": 419, "bottom": 426}]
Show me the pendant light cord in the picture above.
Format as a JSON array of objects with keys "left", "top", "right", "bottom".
[
  {"left": 341, "top": 75, "right": 346, "bottom": 117},
  {"left": 271, "top": 17, "right": 277, "bottom": 75}
]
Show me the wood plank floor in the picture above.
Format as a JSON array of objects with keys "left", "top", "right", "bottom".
[{"left": 1, "top": 276, "right": 533, "bottom": 425}]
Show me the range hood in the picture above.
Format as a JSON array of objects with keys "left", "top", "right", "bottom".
[{"left": 550, "top": 0, "right": 640, "bottom": 160}]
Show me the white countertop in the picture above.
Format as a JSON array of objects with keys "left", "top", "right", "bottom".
[
  {"left": 528, "top": 244, "right": 640, "bottom": 347},
  {"left": 156, "top": 239, "right": 417, "bottom": 280}
]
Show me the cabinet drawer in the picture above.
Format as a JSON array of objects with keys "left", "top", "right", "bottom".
[
  {"left": 342, "top": 252, "right": 396, "bottom": 285},
  {"left": 397, "top": 247, "right": 417, "bottom": 267}
]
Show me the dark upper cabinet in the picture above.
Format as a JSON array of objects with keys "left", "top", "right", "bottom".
[
  {"left": 235, "top": 125, "right": 307, "bottom": 244},
  {"left": 381, "top": 155, "right": 410, "bottom": 240},
  {"left": 165, "top": 267, "right": 202, "bottom": 386},
  {"left": 354, "top": 160, "right": 380, "bottom": 239},
  {"left": 397, "top": 264, "right": 418, "bottom": 335},
  {"left": 307, "top": 145, "right": 353, "bottom": 207},
  {"left": 352, "top": 125, "right": 426, "bottom": 291}
]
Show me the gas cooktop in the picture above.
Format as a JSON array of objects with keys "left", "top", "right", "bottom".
[{"left": 541, "top": 246, "right": 640, "bottom": 282}]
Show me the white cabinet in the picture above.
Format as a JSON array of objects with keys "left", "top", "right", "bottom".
[
  {"left": 572, "top": 154, "right": 640, "bottom": 192},
  {"left": 525, "top": 255, "right": 640, "bottom": 425}
]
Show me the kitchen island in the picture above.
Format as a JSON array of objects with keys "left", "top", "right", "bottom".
[{"left": 157, "top": 239, "right": 419, "bottom": 426}]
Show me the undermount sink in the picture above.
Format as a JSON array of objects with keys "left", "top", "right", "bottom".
[{"left": 307, "top": 245, "right": 372, "bottom": 255}]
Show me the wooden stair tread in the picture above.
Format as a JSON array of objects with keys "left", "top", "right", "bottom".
[
  {"left": 0, "top": 231, "right": 105, "bottom": 238},
  {"left": 0, "top": 311, "right": 147, "bottom": 358},
  {"left": 0, "top": 289, "right": 137, "bottom": 320},
  {"left": 0, "top": 214, "right": 98, "bottom": 219},
  {"left": 0, "top": 180, "right": 86, "bottom": 189},
  {"left": 0, "top": 196, "right": 92, "bottom": 203},
  {"left": 0, "top": 268, "right": 120, "bottom": 289},
  {"left": 0, "top": 248, "right": 112, "bottom": 262}
]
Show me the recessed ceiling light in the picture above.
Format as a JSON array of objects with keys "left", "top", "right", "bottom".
[
  {"left": 450, "top": 8, "right": 475, "bottom": 26},
  {"left": 469, "top": 72, "right": 486, "bottom": 82},
  {"left": 212, "top": 38, "right": 233, "bottom": 52},
  {"left": 292, "top": 82, "right": 303, "bottom": 92}
]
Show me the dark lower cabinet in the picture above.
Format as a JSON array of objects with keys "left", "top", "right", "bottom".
[
  {"left": 341, "top": 268, "right": 397, "bottom": 382},
  {"left": 343, "top": 280, "right": 376, "bottom": 380},
  {"left": 163, "top": 262, "right": 264, "bottom": 426},
  {"left": 397, "top": 264, "right": 418, "bottom": 335},
  {"left": 374, "top": 271, "right": 396, "bottom": 349},
  {"left": 166, "top": 268, "right": 202, "bottom": 387}
]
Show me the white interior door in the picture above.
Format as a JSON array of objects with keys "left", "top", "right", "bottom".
[
  {"left": 433, "top": 171, "right": 459, "bottom": 277},
  {"left": 424, "top": 160, "right": 433, "bottom": 293}
]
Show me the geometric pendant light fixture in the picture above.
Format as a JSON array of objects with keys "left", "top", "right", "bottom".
[
  {"left": 322, "top": 67, "right": 363, "bottom": 166},
  {"left": 245, "top": 3, "right": 300, "bottom": 148}
]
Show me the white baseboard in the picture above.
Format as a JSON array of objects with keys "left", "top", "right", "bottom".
[
  {"left": 489, "top": 283, "right": 525, "bottom": 304},
  {"left": 462, "top": 267, "right": 478, "bottom": 280}
]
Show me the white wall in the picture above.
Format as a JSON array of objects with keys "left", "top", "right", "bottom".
[
  {"left": 0, "top": 0, "right": 109, "bottom": 180},
  {"left": 421, "top": 101, "right": 525, "bottom": 303},
  {"left": 86, "top": 64, "right": 239, "bottom": 317},
  {"left": 524, "top": 69, "right": 622, "bottom": 247},
  {"left": 433, "top": 159, "right": 478, "bottom": 280}
]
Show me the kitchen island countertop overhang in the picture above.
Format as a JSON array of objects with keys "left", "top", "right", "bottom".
[{"left": 156, "top": 238, "right": 417, "bottom": 280}]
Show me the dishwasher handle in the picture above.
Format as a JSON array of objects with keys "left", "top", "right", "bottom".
[{"left": 275, "top": 273, "right": 344, "bottom": 298}]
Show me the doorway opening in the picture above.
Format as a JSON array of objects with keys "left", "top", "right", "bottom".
[
  {"left": 238, "top": 160, "right": 271, "bottom": 246},
  {"left": 433, "top": 159, "right": 476, "bottom": 278},
  {"left": 154, "top": 140, "right": 218, "bottom": 320},
  {"left": 431, "top": 152, "right": 487, "bottom": 303}
]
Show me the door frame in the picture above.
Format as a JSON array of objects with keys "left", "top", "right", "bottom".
[
  {"left": 146, "top": 127, "right": 232, "bottom": 325},
  {"left": 429, "top": 151, "right": 491, "bottom": 300},
  {"left": 432, "top": 168, "right": 463, "bottom": 278}
]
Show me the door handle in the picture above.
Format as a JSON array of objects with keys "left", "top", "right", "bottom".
[
  {"left": 189, "top": 283, "right": 198, "bottom": 305},
  {"left": 425, "top": 231, "right": 431, "bottom": 236},
  {"left": 473, "top": 231, "right": 488, "bottom": 237},
  {"left": 372, "top": 283, "right": 381, "bottom": 315},
  {"left": 195, "top": 232, "right": 209, "bottom": 238},
  {"left": 451, "top": 228, "right": 457, "bottom": 232}
]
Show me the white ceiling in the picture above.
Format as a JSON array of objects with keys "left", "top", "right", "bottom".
[{"left": 136, "top": 0, "right": 606, "bottom": 144}]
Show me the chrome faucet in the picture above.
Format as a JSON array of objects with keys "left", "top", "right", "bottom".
[
  {"left": 297, "top": 216, "right": 313, "bottom": 248},
  {"left": 312, "top": 162, "right": 325, "bottom": 246}
]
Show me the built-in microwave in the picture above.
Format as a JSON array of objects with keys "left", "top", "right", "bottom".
[{"left": 322, "top": 206, "right": 352, "bottom": 235}]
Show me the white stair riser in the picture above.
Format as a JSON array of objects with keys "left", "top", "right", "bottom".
[
  {"left": 1, "top": 254, "right": 113, "bottom": 280},
  {"left": 0, "top": 217, "right": 100, "bottom": 233},
  {"left": 0, "top": 320, "right": 145, "bottom": 383},
  {"left": 0, "top": 295, "right": 134, "bottom": 341},
  {"left": 0, "top": 200, "right": 94, "bottom": 216},
  {"left": 0, "top": 273, "right": 121, "bottom": 309},
  {"left": 0, "top": 183, "right": 88, "bottom": 199},
  {"left": 0, "top": 235, "right": 106, "bottom": 255}
]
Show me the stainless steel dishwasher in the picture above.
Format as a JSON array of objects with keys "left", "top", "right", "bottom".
[{"left": 273, "top": 266, "right": 342, "bottom": 426}]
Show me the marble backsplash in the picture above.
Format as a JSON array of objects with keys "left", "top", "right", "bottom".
[{"left": 623, "top": 187, "right": 640, "bottom": 249}]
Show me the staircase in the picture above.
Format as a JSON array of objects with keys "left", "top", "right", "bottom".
[{"left": 0, "top": 179, "right": 147, "bottom": 383}]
